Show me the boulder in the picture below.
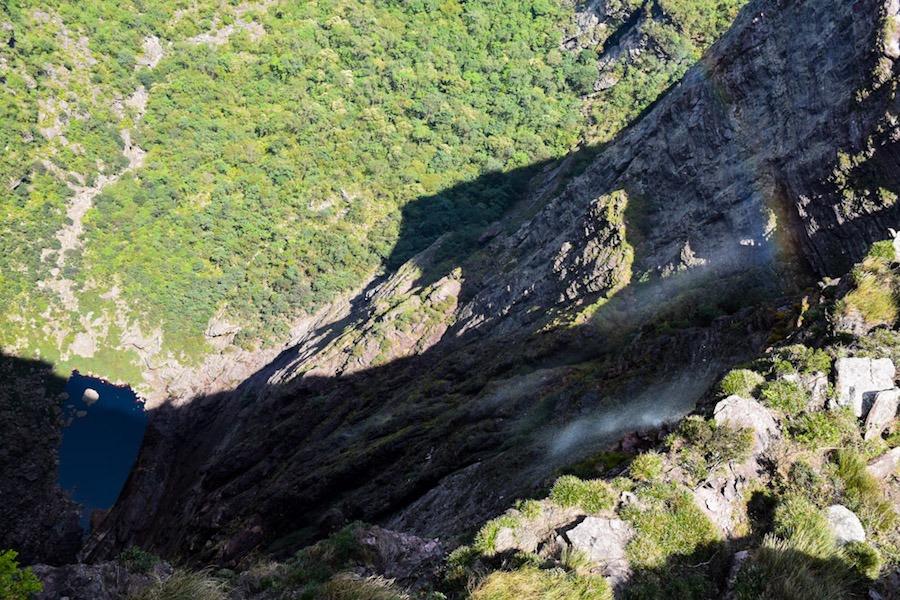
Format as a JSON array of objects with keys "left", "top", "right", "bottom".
[
  {"left": 355, "top": 526, "right": 444, "bottom": 592},
  {"left": 82, "top": 388, "right": 100, "bottom": 405},
  {"left": 565, "top": 517, "right": 633, "bottom": 585},
  {"left": 864, "top": 389, "right": 899, "bottom": 440},
  {"left": 867, "top": 448, "right": 900, "bottom": 480},
  {"left": 32, "top": 561, "right": 172, "bottom": 600},
  {"left": 825, "top": 505, "right": 865, "bottom": 545},
  {"left": 713, "top": 396, "right": 780, "bottom": 455},
  {"left": 694, "top": 483, "right": 736, "bottom": 533},
  {"left": 834, "top": 358, "right": 896, "bottom": 417}
]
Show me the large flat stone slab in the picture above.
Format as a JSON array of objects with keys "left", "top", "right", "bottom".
[{"left": 834, "top": 357, "right": 896, "bottom": 417}]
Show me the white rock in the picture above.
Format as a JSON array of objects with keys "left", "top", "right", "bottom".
[
  {"left": 864, "top": 388, "right": 899, "bottom": 440},
  {"left": 82, "top": 388, "right": 100, "bottom": 405},
  {"left": 566, "top": 517, "right": 633, "bottom": 585},
  {"left": 834, "top": 357, "right": 896, "bottom": 417},
  {"left": 713, "top": 395, "right": 780, "bottom": 454},
  {"left": 867, "top": 448, "right": 900, "bottom": 480},
  {"left": 825, "top": 505, "right": 865, "bottom": 545}
]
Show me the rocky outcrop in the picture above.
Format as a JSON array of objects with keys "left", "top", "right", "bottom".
[
  {"left": 713, "top": 396, "right": 780, "bottom": 455},
  {"left": 834, "top": 357, "right": 896, "bottom": 417},
  {"left": 460, "top": 0, "right": 900, "bottom": 337},
  {"left": 864, "top": 388, "right": 900, "bottom": 440},
  {"left": 355, "top": 526, "right": 443, "bottom": 594},
  {"left": 868, "top": 447, "right": 900, "bottom": 479},
  {"left": 31, "top": 561, "right": 172, "bottom": 600},
  {"left": 564, "top": 516, "right": 633, "bottom": 584}
]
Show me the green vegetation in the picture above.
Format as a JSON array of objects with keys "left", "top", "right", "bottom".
[
  {"left": 118, "top": 546, "right": 163, "bottom": 574},
  {"left": 473, "top": 514, "right": 522, "bottom": 555},
  {"left": 718, "top": 368, "right": 765, "bottom": 397},
  {"left": 621, "top": 483, "right": 721, "bottom": 569},
  {"left": 733, "top": 493, "right": 878, "bottom": 599},
  {"left": 548, "top": 475, "right": 616, "bottom": 513},
  {"left": 789, "top": 407, "right": 858, "bottom": 449},
  {"left": 832, "top": 449, "right": 898, "bottom": 534},
  {"left": 628, "top": 451, "right": 663, "bottom": 482},
  {"left": 836, "top": 244, "right": 899, "bottom": 330},
  {"left": 0, "top": 0, "right": 750, "bottom": 381},
  {"left": 771, "top": 344, "right": 832, "bottom": 376},
  {"left": 131, "top": 569, "right": 229, "bottom": 600},
  {"left": 669, "top": 416, "right": 754, "bottom": 483},
  {"left": 0, "top": 550, "right": 42, "bottom": 600},
  {"left": 319, "top": 572, "right": 408, "bottom": 600},
  {"left": 470, "top": 565, "right": 611, "bottom": 600},
  {"left": 760, "top": 379, "right": 808, "bottom": 417}
]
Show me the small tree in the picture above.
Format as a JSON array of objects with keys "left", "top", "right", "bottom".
[{"left": 0, "top": 550, "right": 42, "bottom": 599}]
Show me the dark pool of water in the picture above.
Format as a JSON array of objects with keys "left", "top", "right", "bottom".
[{"left": 58, "top": 372, "right": 147, "bottom": 527}]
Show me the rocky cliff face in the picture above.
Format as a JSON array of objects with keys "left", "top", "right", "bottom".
[{"left": 86, "top": 0, "right": 900, "bottom": 567}]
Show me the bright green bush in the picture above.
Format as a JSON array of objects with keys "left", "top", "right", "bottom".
[
  {"left": 833, "top": 449, "right": 898, "bottom": 533},
  {"left": 718, "top": 369, "right": 765, "bottom": 397},
  {"left": 548, "top": 475, "right": 616, "bottom": 514},
  {"left": 772, "top": 495, "right": 834, "bottom": 556},
  {"left": 622, "top": 484, "right": 721, "bottom": 569},
  {"left": 629, "top": 451, "right": 663, "bottom": 482},
  {"left": 840, "top": 541, "right": 883, "bottom": 580},
  {"left": 0, "top": 550, "right": 42, "bottom": 600},
  {"left": 760, "top": 379, "right": 808, "bottom": 417},
  {"left": 790, "top": 407, "right": 859, "bottom": 449},
  {"left": 774, "top": 345, "right": 832, "bottom": 375}
]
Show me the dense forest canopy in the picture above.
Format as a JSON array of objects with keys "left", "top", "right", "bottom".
[{"left": 0, "top": 0, "right": 746, "bottom": 388}]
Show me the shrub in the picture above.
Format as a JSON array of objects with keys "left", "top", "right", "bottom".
[
  {"left": 284, "top": 523, "right": 369, "bottom": 588},
  {"left": 789, "top": 407, "right": 859, "bottom": 449},
  {"left": 774, "top": 345, "right": 833, "bottom": 375},
  {"left": 629, "top": 451, "right": 663, "bottom": 482},
  {"left": 833, "top": 449, "right": 898, "bottom": 533},
  {"left": 772, "top": 495, "right": 834, "bottom": 557},
  {"left": 320, "top": 572, "right": 408, "bottom": 600},
  {"left": 131, "top": 569, "right": 229, "bottom": 600},
  {"left": 548, "top": 475, "right": 616, "bottom": 514},
  {"left": 445, "top": 545, "right": 479, "bottom": 585},
  {"left": 622, "top": 484, "right": 721, "bottom": 569},
  {"left": 840, "top": 541, "right": 883, "bottom": 580},
  {"left": 118, "top": 546, "right": 162, "bottom": 573},
  {"left": 470, "top": 566, "right": 611, "bottom": 600},
  {"left": 670, "top": 416, "right": 754, "bottom": 482},
  {"left": 0, "top": 550, "right": 42, "bottom": 599},
  {"left": 760, "top": 380, "right": 808, "bottom": 417},
  {"left": 718, "top": 369, "right": 765, "bottom": 397}
]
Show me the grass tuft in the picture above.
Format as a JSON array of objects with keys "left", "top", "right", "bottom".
[
  {"left": 549, "top": 475, "right": 616, "bottom": 514},
  {"left": 470, "top": 566, "right": 611, "bottom": 600},
  {"left": 131, "top": 569, "right": 229, "bottom": 600},
  {"left": 718, "top": 369, "right": 765, "bottom": 397}
]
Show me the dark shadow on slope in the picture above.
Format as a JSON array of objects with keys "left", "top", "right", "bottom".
[
  {"left": 0, "top": 352, "right": 82, "bottom": 565},
  {"left": 617, "top": 536, "right": 872, "bottom": 599}
]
